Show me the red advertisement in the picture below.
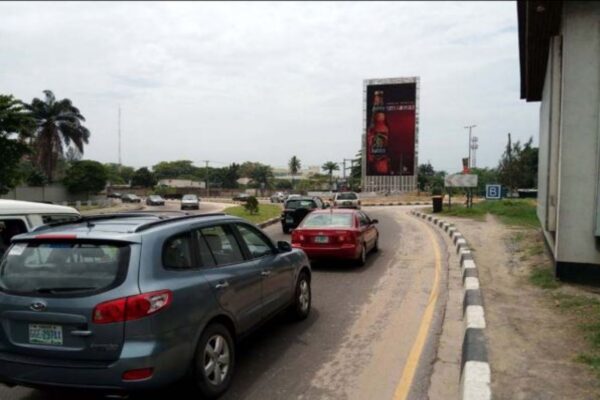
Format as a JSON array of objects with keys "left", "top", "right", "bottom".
[{"left": 365, "top": 82, "right": 416, "bottom": 176}]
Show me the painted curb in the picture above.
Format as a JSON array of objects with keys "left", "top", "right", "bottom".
[
  {"left": 362, "top": 201, "right": 430, "bottom": 207},
  {"left": 410, "top": 209, "right": 491, "bottom": 400},
  {"left": 257, "top": 217, "right": 280, "bottom": 229}
]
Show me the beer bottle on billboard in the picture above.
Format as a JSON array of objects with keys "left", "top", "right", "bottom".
[{"left": 367, "top": 90, "right": 390, "bottom": 175}]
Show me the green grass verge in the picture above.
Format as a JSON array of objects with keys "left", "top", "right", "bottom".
[
  {"left": 437, "top": 199, "right": 539, "bottom": 228},
  {"left": 553, "top": 292, "right": 600, "bottom": 374},
  {"left": 224, "top": 204, "right": 282, "bottom": 224},
  {"left": 529, "top": 266, "right": 561, "bottom": 289}
]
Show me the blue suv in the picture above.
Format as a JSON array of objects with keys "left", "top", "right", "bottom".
[{"left": 0, "top": 213, "right": 311, "bottom": 398}]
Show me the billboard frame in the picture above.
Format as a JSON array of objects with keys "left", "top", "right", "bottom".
[{"left": 362, "top": 76, "right": 420, "bottom": 193}]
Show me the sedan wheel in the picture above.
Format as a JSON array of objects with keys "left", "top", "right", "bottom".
[
  {"left": 356, "top": 244, "right": 367, "bottom": 266},
  {"left": 194, "top": 323, "right": 235, "bottom": 399}
]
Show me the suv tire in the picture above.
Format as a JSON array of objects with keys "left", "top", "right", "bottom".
[
  {"left": 194, "top": 323, "right": 235, "bottom": 399},
  {"left": 290, "top": 272, "right": 311, "bottom": 320}
]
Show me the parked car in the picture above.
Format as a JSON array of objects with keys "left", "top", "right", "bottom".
[
  {"left": 0, "top": 200, "right": 80, "bottom": 258},
  {"left": 333, "top": 191, "right": 361, "bottom": 209},
  {"left": 146, "top": 195, "right": 166, "bottom": 206},
  {"left": 270, "top": 192, "right": 286, "bottom": 203},
  {"left": 0, "top": 213, "right": 311, "bottom": 398},
  {"left": 232, "top": 193, "right": 251, "bottom": 202},
  {"left": 180, "top": 194, "right": 200, "bottom": 210},
  {"left": 281, "top": 196, "right": 326, "bottom": 234},
  {"left": 291, "top": 208, "right": 379, "bottom": 266},
  {"left": 107, "top": 192, "right": 122, "bottom": 199},
  {"left": 121, "top": 194, "right": 141, "bottom": 203}
]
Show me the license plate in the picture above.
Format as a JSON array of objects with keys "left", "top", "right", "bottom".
[
  {"left": 343, "top": 201, "right": 352, "bottom": 205},
  {"left": 314, "top": 236, "right": 329, "bottom": 243},
  {"left": 286, "top": 217, "right": 294, "bottom": 223},
  {"left": 29, "top": 324, "right": 63, "bottom": 346}
]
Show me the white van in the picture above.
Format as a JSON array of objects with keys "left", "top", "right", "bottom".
[{"left": 0, "top": 200, "right": 80, "bottom": 256}]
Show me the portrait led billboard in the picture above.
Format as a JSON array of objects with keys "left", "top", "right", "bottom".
[{"left": 365, "top": 80, "right": 417, "bottom": 176}]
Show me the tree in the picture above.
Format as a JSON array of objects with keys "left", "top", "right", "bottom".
[
  {"left": 131, "top": 167, "right": 157, "bottom": 188},
  {"left": 63, "top": 160, "right": 107, "bottom": 197},
  {"left": 221, "top": 163, "right": 240, "bottom": 188},
  {"left": 152, "top": 160, "right": 199, "bottom": 180},
  {"left": 417, "top": 162, "right": 435, "bottom": 191},
  {"left": 321, "top": 161, "right": 340, "bottom": 187},
  {"left": 497, "top": 134, "right": 538, "bottom": 192},
  {"left": 250, "top": 164, "right": 274, "bottom": 195},
  {"left": 288, "top": 156, "right": 301, "bottom": 189},
  {"left": 25, "top": 90, "right": 90, "bottom": 182},
  {"left": 104, "top": 163, "right": 135, "bottom": 185},
  {"left": 0, "top": 94, "right": 34, "bottom": 194},
  {"left": 350, "top": 150, "right": 362, "bottom": 191}
]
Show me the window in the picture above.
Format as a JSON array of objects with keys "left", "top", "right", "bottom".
[
  {"left": 41, "top": 214, "right": 80, "bottom": 224},
  {"left": 236, "top": 224, "right": 273, "bottom": 259},
  {"left": 336, "top": 192, "right": 358, "bottom": 200},
  {"left": 200, "top": 225, "right": 245, "bottom": 266},
  {"left": 0, "top": 241, "right": 129, "bottom": 295},
  {"left": 302, "top": 213, "right": 354, "bottom": 228},
  {"left": 285, "top": 200, "right": 317, "bottom": 210},
  {"left": 194, "top": 231, "right": 216, "bottom": 268},
  {"left": 163, "top": 234, "right": 193, "bottom": 269},
  {"left": 0, "top": 219, "right": 28, "bottom": 258},
  {"left": 358, "top": 212, "right": 370, "bottom": 227}
]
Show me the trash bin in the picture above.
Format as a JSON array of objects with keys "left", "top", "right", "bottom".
[{"left": 432, "top": 196, "right": 443, "bottom": 213}]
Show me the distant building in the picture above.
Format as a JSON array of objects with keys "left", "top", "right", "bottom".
[
  {"left": 518, "top": 1, "right": 600, "bottom": 278},
  {"left": 157, "top": 179, "right": 205, "bottom": 188}
]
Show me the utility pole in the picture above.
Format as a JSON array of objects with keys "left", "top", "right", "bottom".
[
  {"left": 118, "top": 106, "right": 122, "bottom": 167},
  {"left": 464, "top": 124, "right": 477, "bottom": 168},
  {"left": 203, "top": 160, "right": 210, "bottom": 197}
]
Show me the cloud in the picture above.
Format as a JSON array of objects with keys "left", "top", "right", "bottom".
[{"left": 0, "top": 1, "right": 537, "bottom": 173}]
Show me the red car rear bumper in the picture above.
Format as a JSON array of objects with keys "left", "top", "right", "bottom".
[{"left": 293, "top": 244, "right": 359, "bottom": 260}]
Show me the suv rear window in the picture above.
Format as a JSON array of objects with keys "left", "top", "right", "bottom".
[
  {"left": 285, "top": 200, "right": 317, "bottom": 210},
  {"left": 0, "top": 241, "right": 129, "bottom": 296}
]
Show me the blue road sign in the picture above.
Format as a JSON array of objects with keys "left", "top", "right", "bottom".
[{"left": 486, "top": 184, "right": 502, "bottom": 200}]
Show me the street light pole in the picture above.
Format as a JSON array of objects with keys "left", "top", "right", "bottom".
[{"left": 464, "top": 125, "right": 477, "bottom": 168}]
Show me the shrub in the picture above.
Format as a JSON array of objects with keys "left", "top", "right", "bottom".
[{"left": 244, "top": 196, "right": 259, "bottom": 214}]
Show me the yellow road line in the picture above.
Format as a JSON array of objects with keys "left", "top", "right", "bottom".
[{"left": 393, "top": 218, "right": 442, "bottom": 400}]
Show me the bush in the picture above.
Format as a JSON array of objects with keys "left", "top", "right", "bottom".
[{"left": 243, "top": 196, "right": 259, "bottom": 214}]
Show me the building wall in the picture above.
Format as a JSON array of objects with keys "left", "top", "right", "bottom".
[
  {"left": 0, "top": 184, "right": 104, "bottom": 203},
  {"left": 554, "top": 1, "right": 600, "bottom": 264}
]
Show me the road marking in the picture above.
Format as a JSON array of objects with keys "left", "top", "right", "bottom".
[{"left": 392, "top": 218, "right": 442, "bottom": 400}]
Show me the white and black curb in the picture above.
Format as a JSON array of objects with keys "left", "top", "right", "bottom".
[
  {"left": 362, "top": 201, "right": 430, "bottom": 207},
  {"left": 411, "top": 210, "right": 492, "bottom": 400}
]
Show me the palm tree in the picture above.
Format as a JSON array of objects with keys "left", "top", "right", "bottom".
[
  {"left": 321, "top": 161, "right": 340, "bottom": 188},
  {"left": 288, "top": 156, "right": 301, "bottom": 189},
  {"left": 25, "top": 90, "right": 90, "bottom": 181}
]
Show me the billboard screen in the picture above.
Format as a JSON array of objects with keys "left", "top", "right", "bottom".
[{"left": 365, "top": 81, "right": 417, "bottom": 176}]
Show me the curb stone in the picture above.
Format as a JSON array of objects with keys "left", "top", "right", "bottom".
[
  {"left": 257, "top": 217, "right": 280, "bottom": 229},
  {"left": 410, "top": 209, "right": 491, "bottom": 400},
  {"left": 362, "top": 201, "right": 430, "bottom": 207}
]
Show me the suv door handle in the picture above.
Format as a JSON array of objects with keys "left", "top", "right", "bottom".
[
  {"left": 214, "top": 281, "right": 229, "bottom": 289},
  {"left": 261, "top": 270, "right": 272, "bottom": 277}
]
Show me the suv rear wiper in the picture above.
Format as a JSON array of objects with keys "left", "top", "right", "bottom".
[{"left": 35, "top": 287, "right": 96, "bottom": 294}]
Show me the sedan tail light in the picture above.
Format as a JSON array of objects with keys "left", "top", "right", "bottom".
[
  {"left": 93, "top": 290, "right": 172, "bottom": 324},
  {"left": 291, "top": 231, "right": 306, "bottom": 243}
]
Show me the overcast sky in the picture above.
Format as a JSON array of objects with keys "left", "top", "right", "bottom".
[{"left": 1, "top": 1, "right": 539, "bottom": 173}]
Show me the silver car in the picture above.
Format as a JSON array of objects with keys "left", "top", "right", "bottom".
[
  {"left": 180, "top": 194, "right": 200, "bottom": 210},
  {"left": 0, "top": 213, "right": 311, "bottom": 398},
  {"left": 333, "top": 192, "right": 361, "bottom": 209}
]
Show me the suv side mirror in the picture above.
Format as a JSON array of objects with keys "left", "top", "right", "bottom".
[
  {"left": 371, "top": 219, "right": 379, "bottom": 224},
  {"left": 277, "top": 241, "right": 292, "bottom": 252}
]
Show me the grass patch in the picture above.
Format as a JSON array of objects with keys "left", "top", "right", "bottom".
[
  {"left": 553, "top": 292, "right": 600, "bottom": 375},
  {"left": 437, "top": 199, "right": 539, "bottom": 228},
  {"left": 224, "top": 204, "right": 282, "bottom": 224},
  {"left": 529, "top": 265, "right": 561, "bottom": 289}
]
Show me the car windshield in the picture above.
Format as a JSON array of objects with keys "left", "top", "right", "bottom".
[
  {"left": 286, "top": 200, "right": 316, "bottom": 210},
  {"left": 337, "top": 193, "right": 358, "bottom": 200},
  {"left": 150, "top": 196, "right": 161, "bottom": 200},
  {"left": 182, "top": 195, "right": 197, "bottom": 200},
  {"left": 0, "top": 241, "right": 130, "bottom": 296},
  {"left": 302, "top": 213, "right": 354, "bottom": 228}
]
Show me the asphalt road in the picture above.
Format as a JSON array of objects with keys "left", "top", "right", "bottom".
[{"left": 1, "top": 205, "right": 451, "bottom": 400}]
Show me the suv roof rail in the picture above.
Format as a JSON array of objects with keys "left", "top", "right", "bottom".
[
  {"left": 133, "top": 213, "right": 227, "bottom": 232},
  {"left": 31, "top": 213, "right": 165, "bottom": 233}
]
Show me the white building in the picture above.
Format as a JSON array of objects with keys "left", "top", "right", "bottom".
[{"left": 518, "top": 1, "right": 600, "bottom": 278}]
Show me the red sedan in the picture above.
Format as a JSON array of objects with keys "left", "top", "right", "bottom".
[{"left": 290, "top": 209, "right": 379, "bottom": 266}]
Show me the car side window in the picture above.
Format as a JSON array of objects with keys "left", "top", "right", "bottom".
[
  {"left": 193, "top": 230, "right": 216, "bottom": 268},
  {"left": 200, "top": 225, "right": 245, "bottom": 266},
  {"left": 163, "top": 233, "right": 194, "bottom": 269},
  {"left": 359, "top": 212, "right": 370, "bottom": 227},
  {"left": 235, "top": 224, "right": 274, "bottom": 259}
]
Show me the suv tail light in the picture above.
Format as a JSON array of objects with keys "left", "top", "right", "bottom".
[
  {"left": 122, "top": 368, "right": 154, "bottom": 381},
  {"left": 93, "top": 290, "right": 172, "bottom": 324}
]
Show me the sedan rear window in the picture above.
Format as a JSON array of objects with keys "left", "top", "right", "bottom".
[
  {"left": 285, "top": 200, "right": 316, "bottom": 210},
  {"left": 301, "top": 213, "right": 354, "bottom": 228},
  {"left": 182, "top": 195, "right": 197, "bottom": 200},
  {"left": 0, "top": 241, "right": 129, "bottom": 296},
  {"left": 336, "top": 193, "right": 358, "bottom": 200}
]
